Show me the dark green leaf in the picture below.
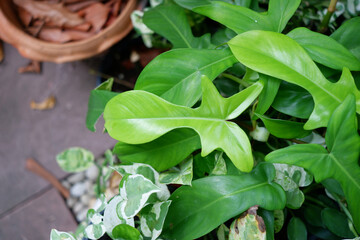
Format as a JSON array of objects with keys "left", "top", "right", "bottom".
[
  {"left": 287, "top": 217, "right": 307, "bottom": 240},
  {"left": 113, "top": 129, "right": 200, "bottom": 171},
  {"left": 162, "top": 163, "right": 286, "bottom": 239},
  {"left": 331, "top": 17, "right": 360, "bottom": 60},
  {"left": 112, "top": 224, "right": 141, "bottom": 240},
  {"left": 135, "top": 48, "right": 237, "bottom": 106},
  {"left": 306, "top": 225, "right": 341, "bottom": 240},
  {"left": 105, "top": 76, "right": 263, "bottom": 172},
  {"left": 271, "top": 82, "right": 313, "bottom": 119},
  {"left": 86, "top": 79, "right": 118, "bottom": 132},
  {"left": 288, "top": 27, "right": 360, "bottom": 71},
  {"left": 257, "top": 209, "right": 274, "bottom": 240},
  {"left": 143, "top": 0, "right": 212, "bottom": 49},
  {"left": 321, "top": 208, "right": 355, "bottom": 238},
  {"left": 254, "top": 74, "right": 281, "bottom": 118},
  {"left": 266, "top": 95, "right": 360, "bottom": 232},
  {"left": 229, "top": 30, "right": 360, "bottom": 129},
  {"left": 322, "top": 179, "right": 345, "bottom": 198},
  {"left": 255, "top": 114, "right": 311, "bottom": 139}
]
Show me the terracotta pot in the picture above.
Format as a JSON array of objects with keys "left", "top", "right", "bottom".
[{"left": 0, "top": 0, "right": 137, "bottom": 63}]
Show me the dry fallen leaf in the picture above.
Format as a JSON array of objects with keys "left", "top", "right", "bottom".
[
  {"left": 81, "top": 3, "right": 110, "bottom": 33},
  {"left": 30, "top": 95, "right": 56, "bottom": 110},
  {"left": 18, "top": 60, "right": 41, "bottom": 73},
  {"left": 13, "top": 0, "right": 85, "bottom": 28},
  {"left": 17, "top": 6, "right": 33, "bottom": 27},
  {"left": 65, "top": 0, "right": 100, "bottom": 12},
  {"left": 27, "top": 27, "right": 95, "bottom": 43}
]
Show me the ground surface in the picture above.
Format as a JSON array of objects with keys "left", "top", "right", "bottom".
[{"left": 0, "top": 43, "right": 117, "bottom": 239}]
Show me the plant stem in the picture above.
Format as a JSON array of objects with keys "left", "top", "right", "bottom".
[
  {"left": 221, "top": 73, "right": 250, "bottom": 87},
  {"left": 319, "top": 0, "right": 338, "bottom": 33}
]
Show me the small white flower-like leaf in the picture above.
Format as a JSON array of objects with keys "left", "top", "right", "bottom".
[
  {"left": 50, "top": 229, "right": 76, "bottom": 240},
  {"left": 159, "top": 157, "right": 193, "bottom": 186},
  {"left": 56, "top": 147, "right": 94, "bottom": 172},
  {"left": 140, "top": 201, "right": 172, "bottom": 240},
  {"left": 84, "top": 224, "right": 106, "bottom": 240}
]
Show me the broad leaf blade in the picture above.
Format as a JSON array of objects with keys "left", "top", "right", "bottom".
[
  {"left": 288, "top": 27, "right": 360, "bottom": 71},
  {"left": 254, "top": 74, "right": 281, "bottom": 118},
  {"left": 287, "top": 217, "right": 307, "bottom": 240},
  {"left": 143, "top": 1, "right": 212, "bottom": 48},
  {"left": 162, "top": 163, "right": 286, "bottom": 239},
  {"left": 266, "top": 95, "right": 360, "bottom": 232},
  {"left": 321, "top": 208, "right": 355, "bottom": 238},
  {"left": 159, "top": 157, "right": 193, "bottom": 185},
  {"left": 105, "top": 76, "right": 263, "bottom": 172},
  {"left": 229, "top": 30, "right": 360, "bottom": 129},
  {"left": 267, "top": 0, "right": 301, "bottom": 32},
  {"left": 113, "top": 129, "right": 200, "bottom": 171},
  {"left": 112, "top": 224, "right": 141, "bottom": 240},
  {"left": 135, "top": 48, "right": 237, "bottom": 106}
]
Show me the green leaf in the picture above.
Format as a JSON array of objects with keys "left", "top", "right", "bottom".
[
  {"left": 255, "top": 114, "right": 311, "bottom": 139},
  {"left": 113, "top": 129, "right": 200, "bottom": 171},
  {"left": 229, "top": 206, "right": 266, "bottom": 240},
  {"left": 287, "top": 217, "right": 307, "bottom": 240},
  {"left": 86, "top": 78, "right": 118, "bottom": 132},
  {"left": 288, "top": 27, "right": 360, "bottom": 71},
  {"left": 271, "top": 82, "right": 314, "bottom": 119},
  {"left": 159, "top": 156, "right": 193, "bottom": 185},
  {"left": 321, "top": 208, "right": 355, "bottom": 238},
  {"left": 217, "top": 224, "right": 230, "bottom": 240},
  {"left": 104, "top": 76, "right": 263, "bottom": 172},
  {"left": 143, "top": 0, "right": 212, "bottom": 49},
  {"left": 273, "top": 209, "right": 284, "bottom": 233},
  {"left": 112, "top": 224, "right": 141, "bottom": 240},
  {"left": 135, "top": 48, "right": 237, "bottom": 106},
  {"left": 331, "top": 17, "right": 360, "bottom": 60},
  {"left": 140, "top": 201, "right": 172, "bottom": 240},
  {"left": 175, "top": 0, "right": 300, "bottom": 33},
  {"left": 162, "top": 163, "right": 286, "bottom": 239},
  {"left": 84, "top": 224, "right": 106, "bottom": 240},
  {"left": 56, "top": 147, "right": 94, "bottom": 172},
  {"left": 266, "top": 95, "right": 360, "bottom": 232},
  {"left": 210, "top": 151, "right": 227, "bottom": 175},
  {"left": 254, "top": 75, "right": 281, "bottom": 118},
  {"left": 257, "top": 209, "right": 274, "bottom": 240},
  {"left": 229, "top": 30, "right": 360, "bottom": 129},
  {"left": 50, "top": 229, "right": 76, "bottom": 240}
]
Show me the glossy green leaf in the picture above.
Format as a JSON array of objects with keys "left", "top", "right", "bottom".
[
  {"left": 266, "top": 95, "right": 360, "bottom": 232},
  {"left": 229, "top": 30, "right": 360, "bottom": 129},
  {"left": 257, "top": 209, "right": 274, "bottom": 240},
  {"left": 86, "top": 78, "right": 118, "bottom": 132},
  {"left": 162, "top": 163, "right": 286, "bottom": 239},
  {"left": 135, "top": 48, "right": 237, "bottom": 106},
  {"left": 210, "top": 151, "right": 227, "bottom": 175},
  {"left": 229, "top": 207, "right": 266, "bottom": 240},
  {"left": 112, "top": 224, "right": 141, "bottom": 240},
  {"left": 104, "top": 76, "right": 263, "bottom": 172},
  {"left": 288, "top": 27, "right": 360, "bottom": 71},
  {"left": 287, "top": 217, "right": 307, "bottom": 240},
  {"left": 50, "top": 229, "right": 76, "bottom": 240},
  {"left": 56, "top": 147, "right": 94, "bottom": 172},
  {"left": 255, "top": 114, "right": 311, "bottom": 139},
  {"left": 331, "top": 17, "right": 360, "bottom": 60},
  {"left": 140, "top": 201, "right": 171, "bottom": 240},
  {"left": 113, "top": 129, "right": 200, "bottom": 171},
  {"left": 271, "top": 82, "right": 314, "bottom": 119},
  {"left": 143, "top": 0, "right": 212, "bottom": 49},
  {"left": 175, "top": 0, "right": 300, "bottom": 33},
  {"left": 273, "top": 210, "right": 284, "bottom": 233},
  {"left": 254, "top": 75, "right": 281, "bottom": 118},
  {"left": 321, "top": 208, "right": 355, "bottom": 238},
  {"left": 217, "top": 224, "right": 230, "bottom": 240},
  {"left": 159, "top": 156, "right": 193, "bottom": 185}
]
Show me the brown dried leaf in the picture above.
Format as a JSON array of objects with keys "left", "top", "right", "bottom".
[
  {"left": 18, "top": 60, "right": 41, "bottom": 73},
  {"left": 13, "top": 0, "right": 84, "bottom": 28},
  {"left": 65, "top": 0, "right": 100, "bottom": 12},
  {"left": 34, "top": 20, "right": 91, "bottom": 32},
  {"left": 81, "top": 3, "right": 110, "bottom": 33},
  {"left": 17, "top": 6, "right": 33, "bottom": 27},
  {"left": 111, "top": 0, "right": 121, "bottom": 16},
  {"left": 27, "top": 27, "right": 95, "bottom": 43},
  {"left": 30, "top": 95, "right": 56, "bottom": 110}
]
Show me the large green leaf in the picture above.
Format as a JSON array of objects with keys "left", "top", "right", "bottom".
[
  {"left": 135, "top": 48, "right": 237, "bottom": 106},
  {"left": 113, "top": 129, "right": 200, "bottom": 171},
  {"left": 174, "top": 0, "right": 300, "bottom": 33},
  {"left": 266, "top": 95, "right": 360, "bottom": 232},
  {"left": 331, "top": 17, "right": 360, "bottom": 60},
  {"left": 86, "top": 78, "right": 118, "bottom": 132},
  {"left": 254, "top": 74, "right": 281, "bottom": 118},
  {"left": 104, "top": 76, "right": 263, "bottom": 172},
  {"left": 288, "top": 27, "right": 360, "bottom": 71},
  {"left": 321, "top": 208, "right": 355, "bottom": 238},
  {"left": 228, "top": 30, "right": 360, "bottom": 129},
  {"left": 162, "top": 163, "right": 286, "bottom": 239},
  {"left": 287, "top": 217, "right": 307, "bottom": 240},
  {"left": 56, "top": 147, "right": 94, "bottom": 172},
  {"left": 143, "top": 0, "right": 212, "bottom": 49},
  {"left": 112, "top": 224, "right": 141, "bottom": 240}
]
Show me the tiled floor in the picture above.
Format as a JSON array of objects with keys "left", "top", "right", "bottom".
[{"left": 0, "top": 43, "right": 117, "bottom": 239}]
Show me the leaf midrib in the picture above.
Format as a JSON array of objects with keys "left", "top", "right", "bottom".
[
  {"left": 106, "top": 116, "right": 227, "bottom": 122},
  {"left": 171, "top": 181, "right": 268, "bottom": 233},
  {"left": 328, "top": 153, "right": 360, "bottom": 191}
]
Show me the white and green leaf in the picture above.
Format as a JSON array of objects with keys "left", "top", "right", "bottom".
[
  {"left": 159, "top": 156, "right": 193, "bottom": 186},
  {"left": 56, "top": 147, "right": 94, "bottom": 172},
  {"left": 50, "top": 229, "right": 76, "bottom": 240}
]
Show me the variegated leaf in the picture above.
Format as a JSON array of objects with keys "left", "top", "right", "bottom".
[
  {"left": 159, "top": 157, "right": 193, "bottom": 186},
  {"left": 50, "top": 229, "right": 76, "bottom": 240}
]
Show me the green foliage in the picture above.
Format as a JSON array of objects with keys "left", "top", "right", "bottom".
[
  {"left": 56, "top": 147, "right": 94, "bottom": 172},
  {"left": 287, "top": 217, "right": 307, "bottom": 240}
]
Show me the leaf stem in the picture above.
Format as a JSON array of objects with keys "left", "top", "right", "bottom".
[
  {"left": 221, "top": 73, "right": 250, "bottom": 87},
  {"left": 319, "top": 0, "right": 338, "bottom": 33}
]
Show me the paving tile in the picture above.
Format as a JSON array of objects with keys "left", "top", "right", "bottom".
[
  {"left": 0, "top": 43, "right": 117, "bottom": 215},
  {"left": 0, "top": 188, "right": 77, "bottom": 240}
]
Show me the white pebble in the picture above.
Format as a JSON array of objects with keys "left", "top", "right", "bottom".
[
  {"left": 70, "top": 182, "right": 87, "bottom": 197},
  {"left": 73, "top": 202, "right": 84, "bottom": 214},
  {"left": 80, "top": 194, "right": 91, "bottom": 205},
  {"left": 85, "top": 165, "right": 99, "bottom": 181},
  {"left": 62, "top": 180, "right": 71, "bottom": 189},
  {"left": 66, "top": 197, "right": 76, "bottom": 208},
  {"left": 76, "top": 208, "right": 88, "bottom": 222},
  {"left": 67, "top": 173, "right": 85, "bottom": 183}
]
